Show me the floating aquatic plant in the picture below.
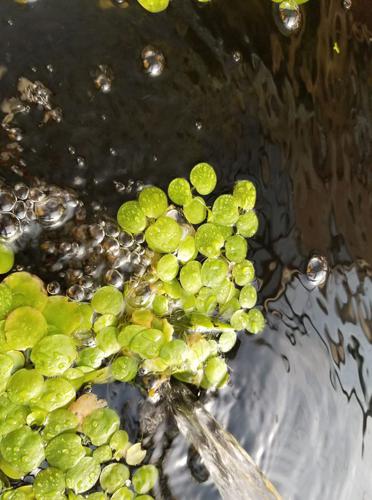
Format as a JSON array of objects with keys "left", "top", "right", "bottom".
[{"left": 0, "top": 164, "right": 263, "bottom": 497}]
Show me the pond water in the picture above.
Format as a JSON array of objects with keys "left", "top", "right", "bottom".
[{"left": 0, "top": 0, "right": 371, "bottom": 498}]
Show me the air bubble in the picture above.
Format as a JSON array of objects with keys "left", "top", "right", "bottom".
[
  {"left": 29, "top": 187, "right": 45, "bottom": 202},
  {"left": 13, "top": 200, "right": 27, "bottom": 219},
  {"left": 0, "top": 190, "right": 16, "bottom": 211},
  {"left": 306, "top": 255, "right": 329, "bottom": 287},
  {"left": 89, "top": 224, "right": 105, "bottom": 245},
  {"left": 114, "top": 181, "right": 126, "bottom": 193},
  {"left": 67, "top": 284, "right": 85, "bottom": 301},
  {"left": 47, "top": 281, "right": 61, "bottom": 295},
  {"left": 0, "top": 212, "right": 21, "bottom": 241},
  {"left": 14, "top": 183, "right": 29, "bottom": 200},
  {"left": 94, "top": 65, "right": 113, "bottom": 93},
  {"left": 141, "top": 46, "right": 165, "bottom": 77},
  {"left": 104, "top": 222, "right": 120, "bottom": 238},
  {"left": 104, "top": 269, "right": 124, "bottom": 288},
  {"left": 343, "top": 0, "right": 351, "bottom": 9},
  {"left": 273, "top": 1, "right": 302, "bottom": 36},
  {"left": 34, "top": 196, "right": 66, "bottom": 226},
  {"left": 103, "top": 238, "right": 120, "bottom": 256},
  {"left": 233, "top": 51, "right": 242, "bottom": 63}
]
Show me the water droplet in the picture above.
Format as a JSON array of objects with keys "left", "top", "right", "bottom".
[
  {"left": 67, "top": 284, "right": 85, "bottom": 301},
  {"left": 141, "top": 45, "right": 165, "bottom": 77},
  {"left": 47, "top": 281, "right": 61, "bottom": 295},
  {"left": 0, "top": 212, "right": 21, "bottom": 241},
  {"left": 0, "top": 190, "right": 16, "bottom": 212},
  {"left": 273, "top": 1, "right": 302, "bottom": 36},
  {"left": 34, "top": 196, "right": 66, "bottom": 226},
  {"left": 306, "top": 255, "right": 329, "bottom": 287}
]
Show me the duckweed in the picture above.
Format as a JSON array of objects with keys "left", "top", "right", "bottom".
[{"left": 0, "top": 163, "right": 264, "bottom": 496}]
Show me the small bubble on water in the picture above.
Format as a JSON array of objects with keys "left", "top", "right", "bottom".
[
  {"left": 79, "top": 275, "right": 94, "bottom": 289},
  {"left": 89, "top": 224, "right": 105, "bottom": 245},
  {"left": 8, "top": 127, "right": 23, "bottom": 142},
  {"left": 46, "top": 64, "right": 54, "bottom": 73},
  {"left": 118, "top": 231, "right": 134, "bottom": 248},
  {"left": 76, "top": 156, "right": 86, "bottom": 168},
  {"left": 113, "top": 180, "right": 126, "bottom": 193},
  {"left": 34, "top": 196, "right": 66, "bottom": 226},
  {"left": 94, "top": 65, "right": 113, "bottom": 93},
  {"left": 306, "top": 255, "right": 329, "bottom": 287},
  {"left": 47, "top": 281, "right": 61, "bottom": 295},
  {"left": 141, "top": 45, "right": 165, "bottom": 77},
  {"left": 232, "top": 50, "right": 242, "bottom": 63},
  {"left": 67, "top": 284, "right": 85, "bottom": 302},
  {"left": 103, "top": 237, "right": 120, "bottom": 256},
  {"left": 0, "top": 190, "right": 16, "bottom": 212},
  {"left": 0, "top": 212, "right": 21, "bottom": 241},
  {"left": 135, "top": 180, "right": 144, "bottom": 192},
  {"left": 109, "top": 147, "right": 118, "bottom": 157},
  {"left": 134, "top": 234, "right": 145, "bottom": 245},
  {"left": 195, "top": 120, "right": 203, "bottom": 131},
  {"left": 29, "top": 187, "right": 45, "bottom": 202},
  {"left": 72, "top": 176, "right": 86, "bottom": 187},
  {"left": 104, "top": 269, "right": 124, "bottom": 288},
  {"left": 59, "top": 241, "right": 72, "bottom": 253},
  {"left": 273, "top": 1, "right": 302, "bottom": 36},
  {"left": 14, "top": 183, "right": 29, "bottom": 200},
  {"left": 68, "top": 145, "right": 76, "bottom": 155},
  {"left": 13, "top": 200, "right": 27, "bottom": 219},
  {"left": 104, "top": 222, "right": 119, "bottom": 238},
  {"left": 343, "top": 0, "right": 352, "bottom": 9}
]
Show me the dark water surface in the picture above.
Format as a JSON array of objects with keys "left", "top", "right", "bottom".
[{"left": 0, "top": 0, "right": 371, "bottom": 498}]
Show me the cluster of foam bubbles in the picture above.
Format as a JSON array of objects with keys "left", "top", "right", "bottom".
[
  {"left": 0, "top": 180, "right": 78, "bottom": 245},
  {"left": 40, "top": 214, "right": 154, "bottom": 302}
]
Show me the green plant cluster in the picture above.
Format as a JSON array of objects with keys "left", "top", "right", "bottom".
[
  {"left": 0, "top": 163, "right": 263, "bottom": 497},
  {"left": 116, "top": 163, "right": 264, "bottom": 387},
  {"left": 0, "top": 274, "right": 158, "bottom": 499}
]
